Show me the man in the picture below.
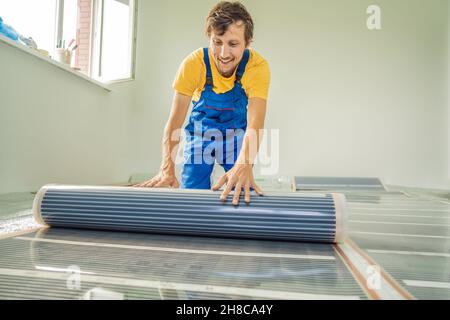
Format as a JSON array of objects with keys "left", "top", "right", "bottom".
[{"left": 136, "top": 1, "right": 270, "bottom": 205}]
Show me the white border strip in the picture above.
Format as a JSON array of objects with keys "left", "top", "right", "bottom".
[
  {"left": 350, "top": 231, "right": 450, "bottom": 239},
  {"left": 350, "top": 220, "right": 450, "bottom": 227},
  {"left": 368, "top": 250, "right": 450, "bottom": 258},
  {"left": 32, "top": 187, "right": 48, "bottom": 226},
  {"left": 351, "top": 213, "right": 450, "bottom": 219},
  {"left": 0, "top": 268, "right": 360, "bottom": 300},
  {"left": 332, "top": 193, "right": 348, "bottom": 243},
  {"left": 403, "top": 280, "right": 450, "bottom": 289},
  {"left": 17, "top": 236, "right": 335, "bottom": 260}
]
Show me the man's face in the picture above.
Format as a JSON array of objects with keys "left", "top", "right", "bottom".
[{"left": 209, "top": 21, "right": 249, "bottom": 78}]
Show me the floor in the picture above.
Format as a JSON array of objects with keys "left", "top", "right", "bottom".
[
  {"left": 0, "top": 178, "right": 449, "bottom": 300},
  {"left": 345, "top": 189, "right": 450, "bottom": 300}
]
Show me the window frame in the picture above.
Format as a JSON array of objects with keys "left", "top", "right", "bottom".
[
  {"left": 90, "top": 0, "right": 138, "bottom": 84},
  {"left": 54, "top": 0, "right": 138, "bottom": 84},
  {"left": 55, "top": 0, "right": 64, "bottom": 51}
]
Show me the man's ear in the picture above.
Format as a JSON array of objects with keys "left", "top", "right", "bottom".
[{"left": 246, "top": 39, "right": 253, "bottom": 48}]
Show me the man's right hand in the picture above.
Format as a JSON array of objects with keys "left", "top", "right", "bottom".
[{"left": 134, "top": 172, "right": 180, "bottom": 188}]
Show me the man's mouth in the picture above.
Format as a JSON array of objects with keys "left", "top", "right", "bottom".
[{"left": 219, "top": 58, "right": 233, "bottom": 66}]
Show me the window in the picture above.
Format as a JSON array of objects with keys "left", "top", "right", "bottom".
[
  {"left": 0, "top": 0, "right": 57, "bottom": 53},
  {"left": 91, "top": 0, "right": 137, "bottom": 82},
  {"left": 0, "top": 0, "right": 137, "bottom": 83}
]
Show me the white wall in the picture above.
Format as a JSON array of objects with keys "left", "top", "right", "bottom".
[
  {"left": 0, "top": 42, "right": 135, "bottom": 193},
  {"left": 1, "top": 0, "right": 449, "bottom": 194},
  {"left": 445, "top": 0, "right": 450, "bottom": 187},
  {"left": 130, "top": 0, "right": 449, "bottom": 189}
]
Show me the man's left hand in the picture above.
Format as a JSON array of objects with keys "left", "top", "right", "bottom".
[{"left": 212, "top": 164, "right": 264, "bottom": 205}]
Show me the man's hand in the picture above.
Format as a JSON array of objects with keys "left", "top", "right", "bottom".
[
  {"left": 212, "top": 164, "right": 264, "bottom": 205},
  {"left": 134, "top": 172, "right": 180, "bottom": 188}
]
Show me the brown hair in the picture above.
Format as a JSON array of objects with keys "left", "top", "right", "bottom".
[{"left": 205, "top": 1, "right": 254, "bottom": 46}]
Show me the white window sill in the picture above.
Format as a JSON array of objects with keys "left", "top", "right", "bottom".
[{"left": 0, "top": 34, "right": 111, "bottom": 92}]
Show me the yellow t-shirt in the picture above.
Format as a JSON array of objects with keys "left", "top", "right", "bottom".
[{"left": 173, "top": 48, "right": 271, "bottom": 102}]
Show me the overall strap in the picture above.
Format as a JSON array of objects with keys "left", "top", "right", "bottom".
[
  {"left": 203, "top": 47, "right": 213, "bottom": 87},
  {"left": 235, "top": 49, "right": 250, "bottom": 84}
]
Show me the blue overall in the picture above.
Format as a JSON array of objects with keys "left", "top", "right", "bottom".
[{"left": 181, "top": 48, "right": 250, "bottom": 189}]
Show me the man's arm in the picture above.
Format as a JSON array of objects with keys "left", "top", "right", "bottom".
[
  {"left": 135, "top": 92, "right": 191, "bottom": 188},
  {"left": 212, "top": 97, "right": 267, "bottom": 204}
]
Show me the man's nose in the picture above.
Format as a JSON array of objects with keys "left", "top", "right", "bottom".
[{"left": 220, "top": 45, "right": 230, "bottom": 58}]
